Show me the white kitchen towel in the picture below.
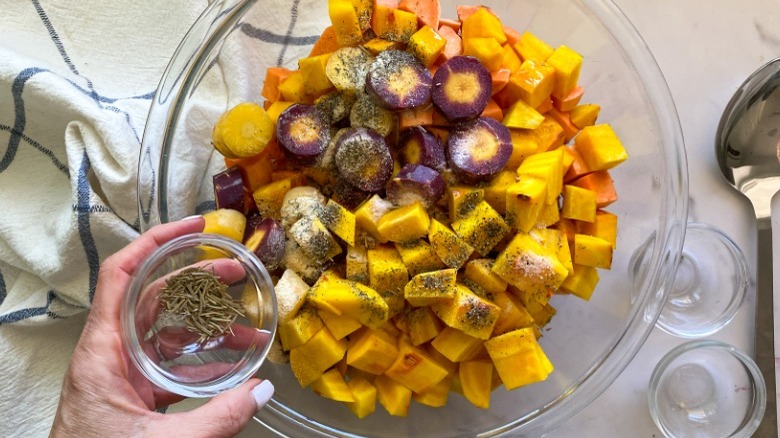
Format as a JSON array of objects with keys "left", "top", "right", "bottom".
[{"left": 0, "top": 1, "right": 325, "bottom": 435}]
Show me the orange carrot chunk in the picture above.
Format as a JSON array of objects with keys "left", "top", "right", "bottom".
[
  {"left": 491, "top": 68, "right": 511, "bottom": 96},
  {"left": 309, "top": 26, "right": 340, "bottom": 56},
  {"left": 399, "top": 0, "right": 441, "bottom": 30},
  {"left": 570, "top": 170, "right": 618, "bottom": 207},
  {"left": 261, "top": 67, "right": 292, "bottom": 103}
]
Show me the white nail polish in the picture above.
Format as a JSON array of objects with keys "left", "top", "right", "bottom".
[
  {"left": 251, "top": 380, "right": 275, "bottom": 410},
  {"left": 181, "top": 214, "right": 202, "bottom": 221}
]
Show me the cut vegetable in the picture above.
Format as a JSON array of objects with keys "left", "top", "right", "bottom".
[
  {"left": 447, "top": 117, "right": 512, "bottom": 182},
  {"left": 386, "top": 163, "right": 445, "bottom": 208},
  {"left": 243, "top": 217, "right": 286, "bottom": 271},
  {"left": 349, "top": 92, "right": 397, "bottom": 137},
  {"left": 335, "top": 127, "right": 394, "bottom": 192},
  {"left": 213, "top": 166, "right": 248, "bottom": 213},
  {"left": 432, "top": 56, "right": 492, "bottom": 123},
  {"left": 366, "top": 50, "right": 433, "bottom": 110},
  {"left": 399, "top": 126, "right": 446, "bottom": 171},
  {"left": 325, "top": 47, "right": 373, "bottom": 93},
  {"left": 212, "top": 102, "right": 274, "bottom": 158},
  {"left": 276, "top": 104, "right": 331, "bottom": 164}
]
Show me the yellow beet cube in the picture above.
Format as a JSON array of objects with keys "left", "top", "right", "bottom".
[
  {"left": 492, "top": 232, "right": 569, "bottom": 293},
  {"left": 573, "top": 124, "right": 628, "bottom": 171},
  {"left": 463, "top": 37, "right": 504, "bottom": 72},
  {"left": 318, "top": 309, "right": 362, "bottom": 340},
  {"left": 452, "top": 201, "right": 510, "bottom": 256},
  {"left": 347, "top": 327, "right": 399, "bottom": 375},
  {"left": 573, "top": 234, "right": 613, "bottom": 269},
  {"left": 501, "top": 43, "right": 523, "bottom": 72},
  {"left": 346, "top": 244, "right": 369, "bottom": 283},
  {"left": 537, "top": 200, "right": 561, "bottom": 228},
  {"left": 377, "top": 202, "right": 430, "bottom": 243},
  {"left": 482, "top": 170, "right": 516, "bottom": 214},
  {"left": 513, "top": 31, "right": 553, "bottom": 62},
  {"left": 385, "top": 340, "right": 450, "bottom": 393},
  {"left": 266, "top": 101, "right": 295, "bottom": 124},
  {"left": 278, "top": 70, "right": 309, "bottom": 104},
  {"left": 404, "top": 268, "right": 457, "bottom": 307},
  {"left": 375, "top": 374, "right": 412, "bottom": 416},
  {"left": 407, "top": 306, "right": 443, "bottom": 346},
  {"left": 506, "top": 129, "right": 541, "bottom": 170},
  {"left": 428, "top": 219, "right": 474, "bottom": 269},
  {"left": 431, "top": 326, "right": 484, "bottom": 362},
  {"left": 505, "top": 177, "right": 548, "bottom": 232},
  {"left": 253, "top": 176, "right": 303, "bottom": 220},
  {"left": 517, "top": 148, "right": 564, "bottom": 205},
  {"left": 363, "top": 37, "right": 402, "bottom": 54},
  {"left": 533, "top": 228, "right": 574, "bottom": 277},
  {"left": 506, "top": 59, "right": 556, "bottom": 108},
  {"left": 345, "top": 376, "right": 377, "bottom": 418},
  {"left": 373, "top": 7, "right": 418, "bottom": 43},
  {"left": 447, "top": 185, "right": 485, "bottom": 222},
  {"left": 462, "top": 7, "right": 507, "bottom": 44},
  {"left": 395, "top": 239, "right": 446, "bottom": 277},
  {"left": 532, "top": 116, "right": 565, "bottom": 151},
  {"left": 408, "top": 25, "right": 447, "bottom": 67},
  {"left": 503, "top": 99, "right": 545, "bottom": 130},
  {"left": 460, "top": 358, "right": 493, "bottom": 409},
  {"left": 289, "top": 216, "right": 343, "bottom": 260},
  {"left": 430, "top": 283, "right": 501, "bottom": 340},
  {"left": 485, "top": 327, "right": 553, "bottom": 390},
  {"left": 367, "top": 245, "right": 409, "bottom": 316},
  {"left": 311, "top": 368, "right": 355, "bottom": 402},
  {"left": 579, "top": 210, "right": 618, "bottom": 249},
  {"left": 298, "top": 53, "right": 334, "bottom": 96},
  {"left": 412, "top": 375, "right": 452, "bottom": 408},
  {"left": 309, "top": 275, "right": 389, "bottom": 328},
  {"left": 320, "top": 199, "right": 356, "bottom": 246},
  {"left": 570, "top": 103, "right": 601, "bottom": 129},
  {"left": 290, "top": 327, "right": 348, "bottom": 387},
  {"left": 328, "top": 0, "right": 363, "bottom": 47},
  {"left": 490, "top": 289, "right": 535, "bottom": 336},
  {"left": 561, "top": 185, "right": 597, "bottom": 222},
  {"left": 355, "top": 194, "right": 394, "bottom": 242},
  {"left": 279, "top": 305, "right": 325, "bottom": 351},
  {"left": 560, "top": 263, "right": 600, "bottom": 300},
  {"left": 462, "top": 259, "right": 508, "bottom": 297},
  {"left": 546, "top": 45, "right": 583, "bottom": 100}
]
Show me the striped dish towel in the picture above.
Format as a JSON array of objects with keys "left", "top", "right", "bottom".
[{"left": 0, "top": 1, "right": 323, "bottom": 435}]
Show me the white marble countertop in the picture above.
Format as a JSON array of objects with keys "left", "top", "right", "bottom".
[{"left": 3, "top": 1, "right": 778, "bottom": 437}]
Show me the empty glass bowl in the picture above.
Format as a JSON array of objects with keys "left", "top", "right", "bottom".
[
  {"left": 121, "top": 233, "right": 277, "bottom": 397},
  {"left": 137, "top": 0, "right": 687, "bottom": 435},
  {"left": 648, "top": 340, "right": 766, "bottom": 438}
]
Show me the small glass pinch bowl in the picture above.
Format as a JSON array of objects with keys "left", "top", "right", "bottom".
[
  {"left": 648, "top": 340, "right": 766, "bottom": 438},
  {"left": 121, "top": 233, "right": 277, "bottom": 398}
]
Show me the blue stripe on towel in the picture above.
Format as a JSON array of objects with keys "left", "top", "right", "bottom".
[
  {"left": 276, "top": 0, "right": 303, "bottom": 67},
  {"left": 1, "top": 67, "right": 45, "bottom": 173},
  {"left": 239, "top": 23, "right": 318, "bottom": 46},
  {"left": 0, "top": 123, "right": 68, "bottom": 174},
  {"left": 0, "top": 291, "right": 56, "bottom": 325},
  {"left": 0, "top": 269, "right": 6, "bottom": 305},
  {"left": 76, "top": 152, "right": 100, "bottom": 303}
]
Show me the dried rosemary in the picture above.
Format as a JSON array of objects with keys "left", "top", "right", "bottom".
[{"left": 158, "top": 266, "right": 245, "bottom": 343}]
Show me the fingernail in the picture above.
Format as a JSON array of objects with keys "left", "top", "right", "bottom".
[
  {"left": 181, "top": 214, "right": 202, "bottom": 221},
  {"left": 251, "top": 380, "right": 275, "bottom": 410}
]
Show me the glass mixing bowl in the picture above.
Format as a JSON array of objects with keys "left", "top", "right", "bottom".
[{"left": 138, "top": 0, "right": 687, "bottom": 435}]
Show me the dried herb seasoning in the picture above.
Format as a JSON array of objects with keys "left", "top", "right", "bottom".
[{"left": 158, "top": 266, "right": 245, "bottom": 343}]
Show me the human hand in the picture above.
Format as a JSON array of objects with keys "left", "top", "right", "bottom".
[{"left": 50, "top": 217, "right": 274, "bottom": 437}]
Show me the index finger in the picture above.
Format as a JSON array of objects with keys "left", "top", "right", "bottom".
[{"left": 91, "top": 217, "right": 206, "bottom": 324}]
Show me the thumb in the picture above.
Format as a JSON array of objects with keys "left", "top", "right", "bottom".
[{"left": 155, "top": 379, "right": 274, "bottom": 438}]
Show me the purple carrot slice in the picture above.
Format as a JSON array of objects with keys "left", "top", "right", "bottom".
[
  {"left": 331, "top": 177, "right": 371, "bottom": 210},
  {"left": 399, "top": 126, "right": 446, "bottom": 171},
  {"left": 386, "top": 163, "right": 446, "bottom": 208},
  {"left": 447, "top": 117, "right": 512, "bottom": 182},
  {"left": 213, "top": 166, "right": 248, "bottom": 213},
  {"left": 365, "top": 50, "right": 433, "bottom": 110},
  {"left": 431, "top": 56, "right": 492, "bottom": 123},
  {"left": 276, "top": 104, "right": 331, "bottom": 164},
  {"left": 244, "top": 217, "right": 286, "bottom": 271},
  {"left": 334, "top": 127, "right": 394, "bottom": 192}
]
